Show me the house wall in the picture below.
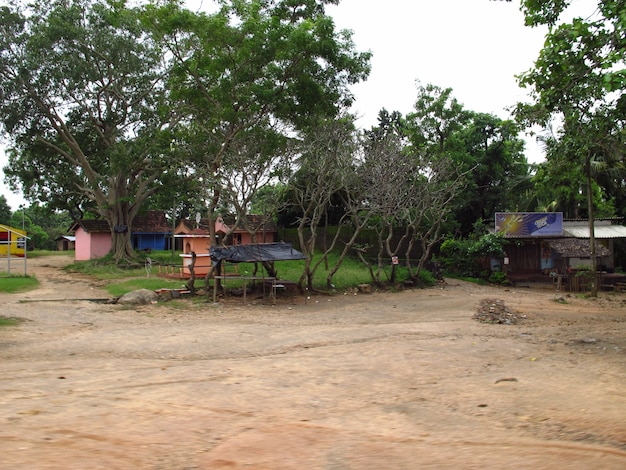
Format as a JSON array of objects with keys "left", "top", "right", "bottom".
[
  {"left": 74, "top": 228, "right": 91, "bottom": 260},
  {"left": 600, "top": 240, "right": 615, "bottom": 270},
  {"left": 133, "top": 234, "right": 167, "bottom": 251},
  {"left": 0, "top": 226, "right": 26, "bottom": 257},
  {"left": 56, "top": 239, "right": 75, "bottom": 251},
  {"left": 90, "top": 233, "right": 112, "bottom": 259},
  {"left": 504, "top": 241, "right": 542, "bottom": 273},
  {"left": 238, "top": 231, "right": 275, "bottom": 245},
  {"left": 504, "top": 238, "right": 617, "bottom": 275},
  {"left": 180, "top": 254, "right": 212, "bottom": 276},
  {"left": 181, "top": 237, "right": 212, "bottom": 255},
  {"left": 75, "top": 228, "right": 111, "bottom": 261}
]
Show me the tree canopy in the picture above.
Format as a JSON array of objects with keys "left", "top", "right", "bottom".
[
  {"left": 0, "top": 0, "right": 371, "bottom": 262},
  {"left": 0, "top": 0, "right": 172, "bottom": 261},
  {"left": 515, "top": 0, "right": 626, "bottom": 294}
]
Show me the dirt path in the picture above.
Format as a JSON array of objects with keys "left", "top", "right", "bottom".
[{"left": 1, "top": 256, "right": 626, "bottom": 469}]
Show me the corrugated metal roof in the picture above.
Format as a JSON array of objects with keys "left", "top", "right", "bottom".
[{"left": 563, "top": 225, "right": 626, "bottom": 239}]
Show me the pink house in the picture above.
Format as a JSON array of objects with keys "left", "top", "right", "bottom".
[
  {"left": 70, "top": 220, "right": 112, "bottom": 261},
  {"left": 173, "top": 215, "right": 278, "bottom": 277},
  {"left": 222, "top": 215, "right": 278, "bottom": 245},
  {"left": 173, "top": 216, "right": 230, "bottom": 277}
]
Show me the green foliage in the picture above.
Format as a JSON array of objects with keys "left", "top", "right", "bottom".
[
  {"left": 0, "top": 195, "right": 11, "bottom": 225},
  {"left": 0, "top": 274, "right": 39, "bottom": 293},
  {"left": 488, "top": 271, "right": 510, "bottom": 286},
  {"left": 20, "top": 204, "right": 73, "bottom": 251},
  {"left": 8, "top": 209, "right": 50, "bottom": 250},
  {"left": 438, "top": 232, "right": 506, "bottom": 279},
  {"left": 0, "top": 0, "right": 174, "bottom": 261},
  {"left": 415, "top": 268, "right": 436, "bottom": 288},
  {"left": 516, "top": 0, "right": 626, "bottom": 219},
  {"left": 469, "top": 232, "right": 506, "bottom": 259},
  {"left": 438, "top": 238, "right": 476, "bottom": 277}
]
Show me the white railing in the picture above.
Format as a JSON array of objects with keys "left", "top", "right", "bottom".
[{"left": 1, "top": 238, "right": 29, "bottom": 276}]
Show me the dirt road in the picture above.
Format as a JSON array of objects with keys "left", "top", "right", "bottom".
[{"left": 1, "top": 255, "right": 626, "bottom": 469}]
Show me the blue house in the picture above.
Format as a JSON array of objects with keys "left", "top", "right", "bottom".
[{"left": 131, "top": 211, "right": 172, "bottom": 251}]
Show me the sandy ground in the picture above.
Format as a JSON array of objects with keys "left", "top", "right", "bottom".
[{"left": 1, "top": 255, "right": 626, "bottom": 469}]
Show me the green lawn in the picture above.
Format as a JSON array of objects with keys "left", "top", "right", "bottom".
[
  {"left": 0, "top": 274, "right": 39, "bottom": 293},
  {"left": 9, "top": 249, "right": 434, "bottom": 298}
]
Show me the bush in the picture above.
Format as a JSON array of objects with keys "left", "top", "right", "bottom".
[
  {"left": 488, "top": 271, "right": 510, "bottom": 285},
  {"left": 437, "top": 233, "right": 506, "bottom": 281},
  {"left": 415, "top": 268, "right": 436, "bottom": 287}
]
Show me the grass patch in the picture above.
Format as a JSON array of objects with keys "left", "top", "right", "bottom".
[
  {"left": 106, "top": 277, "right": 189, "bottom": 298},
  {"left": 0, "top": 316, "right": 21, "bottom": 327},
  {"left": 0, "top": 274, "right": 39, "bottom": 293},
  {"left": 60, "top": 250, "right": 436, "bottom": 297},
  {"left": 27, "top": 250, "right": 74, "bottom": 259},
  {"left": 221, "top": 255, "right": 373, "bottom": 291},
  {"left": 66, "top": 251, "right": 183, "bottom": 281}
]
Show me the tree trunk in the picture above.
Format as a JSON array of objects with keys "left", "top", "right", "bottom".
[
  {"left": 109, "top": 203, "right": 135, "bottom": 263},
  {"left": 186, "top": 251, "right": 197, "bottom": 293},
  {"left": 586, "top": 158, "right": 598, "bottom": 297}
]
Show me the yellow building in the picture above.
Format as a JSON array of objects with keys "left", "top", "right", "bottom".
[{"left": 0, "top": 224, "right": 27, "bottom": 257}]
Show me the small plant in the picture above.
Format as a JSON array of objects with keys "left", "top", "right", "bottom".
[
  {"left": 415, "top": 268, "right": 436, "bottom": 287},
  {"left": 438, "top": 232, "right": 507, "bottom": 281},
  {"left": 489, "top": 271, "right": 510, "bottom": 286}
]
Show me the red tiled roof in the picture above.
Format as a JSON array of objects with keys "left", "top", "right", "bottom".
[
  {"left": 132, "top": 211, "right": 171, "bottom": 233},
  {"left": 70, "top": 220, "right": 110, "bottom": 233},
  {"left": 222, "top": 215, "right": 278, "bottom": 232}
]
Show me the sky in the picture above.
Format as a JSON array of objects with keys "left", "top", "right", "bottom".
[
  {"left": 0, "top": 0, "right": 599, "bottom": 211},
  {"left": 326, "top": 0, "right": 548, "bottom": 127}
]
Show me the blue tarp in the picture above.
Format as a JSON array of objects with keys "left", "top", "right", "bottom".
[{"left": 210, "top": 242, "right": 306, "bottom": 263}]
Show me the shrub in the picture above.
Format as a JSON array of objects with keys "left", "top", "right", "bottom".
[
  {"left": 488, "top": 271, "right": 510, "bottom": 285},
  {"left": 437, "top": 233, "right": 507, "bottom": 280}
]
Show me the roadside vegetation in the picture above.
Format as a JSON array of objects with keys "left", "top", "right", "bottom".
[
  {"left": 0, "top": 274, "right": 39, "bottom": 294},
  {"left": 66, "top": 250, "right": 435, "bottom": 298},
  {"left": 1, "top": 1, "right": 623, "bottom": 298}
]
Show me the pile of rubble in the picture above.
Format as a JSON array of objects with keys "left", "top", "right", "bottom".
[{"left": 473, "top": 298, "right": 520, "bottom": 324}]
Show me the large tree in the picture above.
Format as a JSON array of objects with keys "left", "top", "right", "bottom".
[
  {"left": 514, "top": 0, "right": 626, "bottom": 295},
  {"left": 406, "top": 83, "right": 530, "bottom": 236},
  {"left": 453, "top": 112, "right": 530, "bottom": 233},
  {"left": 145, "top": 0, "right": 371, "bottom": 253},
  {"left": 289, "top": 115, "right": 361, "bottom": 291},
  {"left": 0, "top": 0, "right": 172, "bottom": 262}
]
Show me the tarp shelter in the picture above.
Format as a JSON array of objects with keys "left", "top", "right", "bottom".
[
  {"left": 210, "top": 242, "right": 306, "bottom": 263},
  {"left": 209, "top": 242, "right": 305, "bottom": 302}
]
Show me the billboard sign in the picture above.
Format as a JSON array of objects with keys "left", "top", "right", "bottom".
[{"left": 495, "top": 212, "right": 563, "bottom": 237}]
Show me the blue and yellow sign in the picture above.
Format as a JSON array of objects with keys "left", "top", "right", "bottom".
[{"left": 495, "top": 212, "right": 563, "bottom": 237}]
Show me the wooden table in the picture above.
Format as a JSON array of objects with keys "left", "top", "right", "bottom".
[{"left": 213, "top": 275, "right": 277, "bottom": 302}]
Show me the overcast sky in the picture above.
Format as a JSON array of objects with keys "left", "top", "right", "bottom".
[
  {"left": 327, "top": 0, "right": 547, "bottom": 126},
  {"left": 1, "top": 0, "right": 599, "bottom": 210}
]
